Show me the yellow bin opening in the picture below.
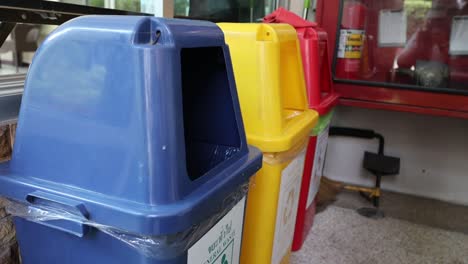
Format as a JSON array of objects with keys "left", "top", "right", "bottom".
[{"left": 218, "top": 23, "right": 319, "bottom": 264}]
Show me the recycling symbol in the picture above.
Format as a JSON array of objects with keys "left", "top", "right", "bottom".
[
  {"left": 282, "top": 188, "right": 296, "bottom": 225},
  {"left": 221, "top": 254, "right": 228, "bottom": 264}
]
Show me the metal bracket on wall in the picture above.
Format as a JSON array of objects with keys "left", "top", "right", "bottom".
[{"left": 0, "top": 22, "right": 16, "bottom": 47}]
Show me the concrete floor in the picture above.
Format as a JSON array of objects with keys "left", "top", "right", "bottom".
[
  {"left": 291, "top": 191, "right": 468, "bottom": 264},
  {"left": 333, "top": 190, "right": 468, "bottom": 234}
]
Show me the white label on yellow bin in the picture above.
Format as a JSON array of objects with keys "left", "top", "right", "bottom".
[
  {"left": 307, "top": 125, "right": 330, "bottom": 208},
  {"left": 188, "top": 196, "right": 246, "bottom": 264},
  {"left": 271, "top": 150, "right": 306, "bottom": 264}
]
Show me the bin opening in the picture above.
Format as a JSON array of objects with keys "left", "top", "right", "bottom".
[
  {"left": 181, "top": 47, "right": 241, "bottom": 181},
  {"left": 280, "top": 41, "right": 308, "bottom": 119}
]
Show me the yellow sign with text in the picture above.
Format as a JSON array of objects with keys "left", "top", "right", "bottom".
[{"left": 338, "top": 29, "right": 365, "bottom": 59}]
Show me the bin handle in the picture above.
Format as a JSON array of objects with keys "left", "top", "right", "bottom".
[{"left": 25, "top": 191, "right": 89, "bottom": 237}]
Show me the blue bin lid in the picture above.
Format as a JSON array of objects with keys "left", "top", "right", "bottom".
[{"left": 0, "top": 16, "right": 262, "bottom": 236}]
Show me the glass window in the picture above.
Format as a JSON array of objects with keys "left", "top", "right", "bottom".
[
  {"left": 174, "top": 0, "right": 267, "bottom": 22},
  {"left": 334, "top": 0, "right": 468, "bottom": 94},
  {"left": 59, "top": 0, "right": 141, "bottom": 11},
  {"left": 0, "top": 0, "right": 144, "bottom": 78}
]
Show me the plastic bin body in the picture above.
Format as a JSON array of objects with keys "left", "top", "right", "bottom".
[
  {"left": 297, "top": 28, "right": 339, "bottom": 115},
  {"left": 218, "top": 23, "right": 318, "bottom": 264},
  {"left": 0, "top": 16, "right": 262, "bottom": 264},
  {"left": 292, "top": 26, "right": 339, "bottom": 251},
  {"left": 292, "top": 110, "right": 334, "bottom": 252}
]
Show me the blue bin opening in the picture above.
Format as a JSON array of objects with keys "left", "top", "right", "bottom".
[{"left": 181, "top": 47, "right": 241, "bottom": 180}]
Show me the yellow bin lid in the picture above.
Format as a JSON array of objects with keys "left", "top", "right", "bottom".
[{"left": 219, "top": 23, "right": 318, "bottom": 153}]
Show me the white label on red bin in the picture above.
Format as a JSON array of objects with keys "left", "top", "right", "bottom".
[
  {"left": 271, "top": 150, "right": 306, "bottom": 264},
  {"left": 187, "top": 196, "right": 246, "bottom": 264},
  {"left": 307, "top": 125, "right": 330, "bottom": 208}
]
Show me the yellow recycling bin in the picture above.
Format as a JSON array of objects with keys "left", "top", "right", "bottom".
[{"left": 218, "top": 23, "right": 319, "bottom": 264}]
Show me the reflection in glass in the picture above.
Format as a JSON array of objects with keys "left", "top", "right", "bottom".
[
  {"left": 174, "top": 0, "right": 266, "bottom": 22},
  {"left": 336, "top": 0, "right": 468, "bottom": 92}
]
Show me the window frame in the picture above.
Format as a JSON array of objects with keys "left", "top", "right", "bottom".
[
  {"left": 316, "top": 0, "right": 468, "bottom": 119},
  {"left": 330, "top": 0, "right": 468, "bottom": 96}
]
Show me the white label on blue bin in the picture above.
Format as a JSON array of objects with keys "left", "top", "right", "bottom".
[
  {"left": 188, "top": 196, "right": 246, "bottom": 264},
  {"left": 307, "top": 125, "right": 330, "bottom": 208},
  {"left": 271, "top": 150, "right": 306, "bottom": 264}
]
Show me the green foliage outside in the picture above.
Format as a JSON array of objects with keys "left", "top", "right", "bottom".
[
  {"left": 175, "top": 0, "right": 189, "bottom": 16},
  {"left": 405, "top": 0, "right": 432, "bottom": 21},
  {"left": 404, "top": 0, "right": 432, "bottom": 36},
  {"left": 116, "top": 0, "right": 140, "bottom": 12},
  {"left": 87, "top": 0, "right": 140, "bottom": 12},
  {"left": 87, "top": 0, "right": 105, "bottom": 7}
]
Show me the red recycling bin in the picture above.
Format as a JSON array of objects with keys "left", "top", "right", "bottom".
[
  {"left": 264, "top": 8, "right": 340, "bottom": 251},
  {"left": 292, "top": 24, "right": 339, "bottom": 252}
]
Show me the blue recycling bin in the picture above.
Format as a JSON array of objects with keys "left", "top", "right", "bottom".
[{"left": 0, "top": 16, "right": 262, "bottom": 264}]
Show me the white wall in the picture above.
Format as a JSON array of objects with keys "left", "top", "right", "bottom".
[{"left": 324, "top": 106, "right": 468, "bottom": 205}]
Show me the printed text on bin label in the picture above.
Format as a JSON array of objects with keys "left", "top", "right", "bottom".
[
  {"left": 271, "top": 151, "right": 306, "bottom": 264},
  {"left": 188, "top": 197, "right": 246, "bottom": 264}
]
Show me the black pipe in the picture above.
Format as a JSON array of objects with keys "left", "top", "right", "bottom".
[
  {"left": 329, "top": 126, "right": 385, "bottom": 155},
  {"left": 329, "top": 126, "right": 387, "bottom": 209},
  {"left": 329, "top": 127, "right": 375, "bottom": 139}
]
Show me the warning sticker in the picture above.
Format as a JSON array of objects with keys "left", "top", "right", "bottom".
[
  {"left": 271, "top": 151, "right": 306, "bottom": 264},
  {"left": 188, "top": 197, "right": 246, "bottom": 264},
  {"left": 337, "top": 29, "right": 365, "bottom": 59}
]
